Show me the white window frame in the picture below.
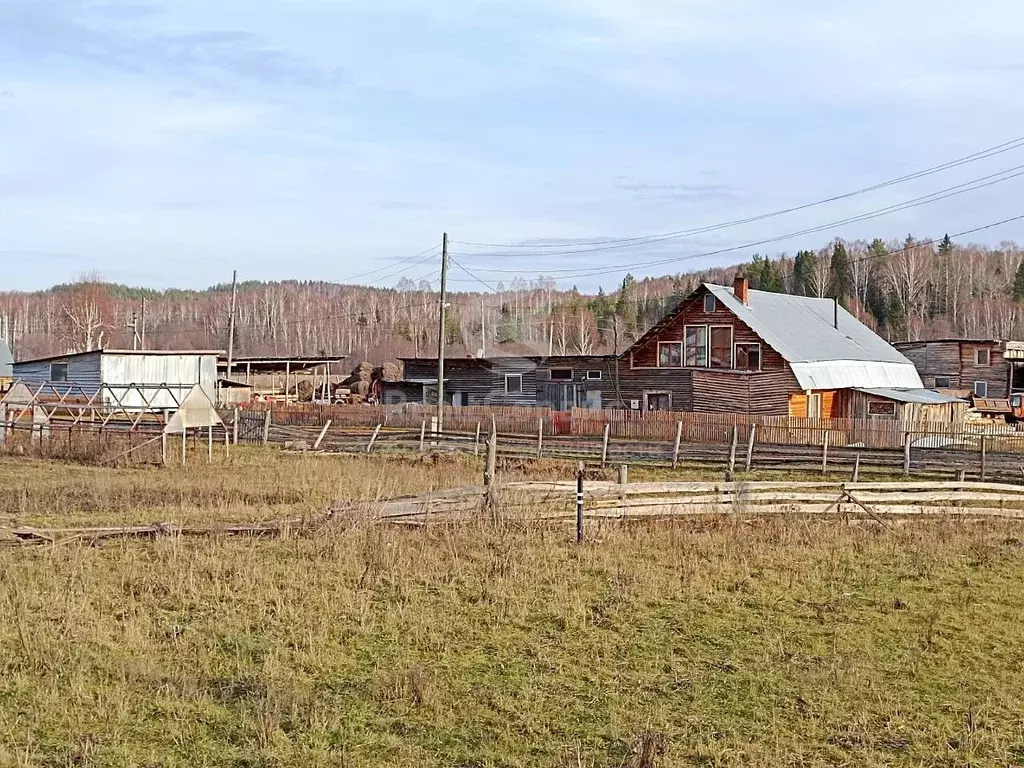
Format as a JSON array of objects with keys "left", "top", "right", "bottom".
[
  {"left": 974, "top": 381, "right": 988, "bottom": 398},
  {"left": 709, "top": 325, "right": 734, "bottom": 370},
  {"left": 975, "top": 348, "right": 991, "bottom": 366},
  {"left": 934, "top": 376, "right": 951, "bottom": 388},
  {"left": 585, "top": 370, "right": 602, "bottom": 380},
  {"left": 703, "top": 294, "right": 716, "bottom": 313},
  {"left": 549, "top": 368, "right": 574, "bottom": 381},
  {"left": 807, "top": 392, "right": 823, "bottom": 419},
  {"left": 734, "top": 342, "right": 762, "bottom": 372},
  {"left": 657, "top": 341, "right": 683, "bottom": 368},
  {"left": 684, "top": 325, "right": 708, "bottom": 368},
  {"left": 644, "top": 391, "right": 672, "bottom": 411},
  {"left": 505, "top": 373, "right": 523, "bottom": 394}
]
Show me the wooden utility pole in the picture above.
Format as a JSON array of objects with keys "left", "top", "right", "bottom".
[
  {"left": 480, "top": 300, "right": 487, "bottom": 357},
  {"left": 128, "top": 312, "right": 139, "bottom": 350},
  {"left": 140, "top": 297, "right": 147, "bottom": 350},
  {"left": 436, "top": 233, "right": 449, "bottom": 433},
  {"left": 226, "top": 270, "right": 238, "bottom": 379}
]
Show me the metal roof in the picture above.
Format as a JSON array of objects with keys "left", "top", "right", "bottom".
[
  {"left": 703, "top": 284, "right": 923, "bottom": 390},
  {"left": 14, "top": 349, "right": 223, "bottom": 365},
  {"left": 854, "top": 387, "right": 964, "bottom": 404},
  {"left": 0, "top": 341, "right": 12, "bottom": 378}
]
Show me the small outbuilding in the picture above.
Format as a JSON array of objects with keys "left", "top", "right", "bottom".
[{"left": 12, "top": 349, "right": 221, "bottom": 409}]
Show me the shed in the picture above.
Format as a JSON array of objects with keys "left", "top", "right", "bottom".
[
  {"left": 850, "top": 387, "right": 968, "bottom": 422},
  {"left": 12, "top": 349, "right": 221, "bottom": 409}
]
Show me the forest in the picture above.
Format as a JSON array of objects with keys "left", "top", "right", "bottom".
[{"left": 3, "top": 233, "right": 1024, "bottom": 364}]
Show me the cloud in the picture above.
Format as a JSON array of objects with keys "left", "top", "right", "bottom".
[
  {"left": 615, "top": 182, "right": 740, "bottom": 202},
  {"left": 0, "top": 0, "right": 347, "bottom": 90}
]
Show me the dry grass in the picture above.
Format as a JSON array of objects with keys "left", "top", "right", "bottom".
[{"left": 1, "top": 451, "right": 1024, "bottom": 767}]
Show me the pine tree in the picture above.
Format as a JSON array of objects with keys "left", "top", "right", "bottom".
[
  {"left": 793, "top": 250, "right": 816, "bottom": 296},
  {"left": 828, "top": 239, "right": 852, "bottom": 304},
  {"left": 748, "top": 254, "right": 783, "bottom": 292},
  {"left": 938, "top": 233, "right": 953, "bottom": 256},
  {"left": 1012, "top": 261, "right": 1024, "bottom": 302}
]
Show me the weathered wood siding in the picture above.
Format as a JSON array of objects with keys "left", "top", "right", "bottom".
[
  {"left": 846, "top": 389, "right": 970, "bottom": 422},
  {"left": 624, "top": 285, "right": 797, "bottom": 415},
  {"left": 896, "top": 340, "right": 1009, "bottom": 396}
]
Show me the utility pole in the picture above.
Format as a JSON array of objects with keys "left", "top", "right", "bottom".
[
  {"left": 480, "top": 299, "right": 486, "bottom": 357},
  {"left": 128, "top": 312, "right": 139, "bottom": 350},
  {"left": 227, "top": 270, "right": 238, "bottom": 379},
  {"left": 436, "top": 233, "right": 449, "bottom": 432},
  {"left": 140, "top": 298, "right": 147, "bottom": 350}
]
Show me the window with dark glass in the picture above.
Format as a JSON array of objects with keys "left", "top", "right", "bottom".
[
  {"left": 704, "top": 294, "right": 716, "bottom": 313},
  {"left": 684, "top": 326, "right": 707, "bottom": 367},
  {"left": 50, "top": 362, "right": 68, "bottom": 382},
  {"left": 549, "top": 368, "right": 573, "bottom": 381},
  {"left": 658, "top": 342, "right": 682, "bottom": 368},
  {"left": 709, "top": 326, "right": 733, "bottom": 369},
  {"left": 735, "top": 343, "right": 761, "bottom": 371}
]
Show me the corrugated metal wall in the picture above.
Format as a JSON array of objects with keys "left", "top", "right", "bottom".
[
  {"left": 12, "top": 352, "right": 104, "bottom": 396},
  {"left": 101, "top": 354, "right": 217, "bottom": 408}
]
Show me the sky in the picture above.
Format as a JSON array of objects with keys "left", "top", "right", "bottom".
[{"left": 3, "top": 0, "right": 1024, "bottom": 293}]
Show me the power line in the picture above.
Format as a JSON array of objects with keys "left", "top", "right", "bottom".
[
  {"left": 452, "top": 133, "right": 1024, "bottom": 250},
  {"left": 448, "top": 255, "right": 500, "bottom": 293},
  {"left": 454, "top": 164, "right": 1024, "bottom": 279},
  {"left": 334, "top": 244, "right": 440, "bottom": 285}
]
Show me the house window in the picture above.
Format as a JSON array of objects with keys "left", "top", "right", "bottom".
[
  {"left": 684, "top": 325, "right": 708, "bottom": 367},
  {"left": 505, "top": 374, "right": 523, "bottom": 394},
  {"left": 703, "top": 294, "right": 716, "bottom": 313},
  {"left": 807, "top": 392, "right": 822, "bottom": 419},
  {"left": 549, "top": 368, "right": 573, "bottom": 381},
  {"left": 934, "top": 376, "right": 951, "bottom": 388},
  {"left": 658, "top": 342, "right": 682, "bottom": 368},
  {"left": 585, "top": 370, "right": 602, "bottom": 380},
  {"left": 735, "top": 343, "right": 761, "bottom": 371},
  {"left": 975, "top": 348, "right": 991, "bottom": 366},
  {"left": 974, "top": 381, "right": 988, "bottom": 398},
  {"left": 645, "top": 392, "right": 671, "bottom": 411},
  {"left": 709, "top": 326, "right": 733, "bottom": 369},
  {"left": 49, "top": 362, "right": 68, "bottom": 382},
  {"left": 867, "top": 401, "right": 897, "bottom": 416}
]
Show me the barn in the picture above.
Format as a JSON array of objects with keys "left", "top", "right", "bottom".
[
  {"left": 618, "top": 277, "right": 925, "bottom": 417},
  {"left": 12, "top": 349, "right": 221, "bottom": 409}
]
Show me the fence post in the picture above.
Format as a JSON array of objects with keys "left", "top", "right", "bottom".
[
  {"left": 484, "top": 425, "right": 498, "bottom": 514},
  {"left": 313, "top": 419, "right": 332, "bottom": 450},
  {"left": 366, "top": 423, "right": 383, "bottom": 454},
  {"left": 744, "top": 423, "right": 757, "bottom": 473},
  {"left": 726, "top": 425, "right": 738, "bottom": 479},
  {"left": 618, "top": 464, "right": 628, "bottom": 517},
  {"left": 262, "top": 409, "right": 272, "bottom": 446},
  {"left": 576, "top": 462, "right": 585, "bottom": 544},
  {"left": 181, "top": 430, "right": 187, "bottom": 466},
  {"left": 601, "top": 423, "right": 610, "bottom": 468},
  {"left": 821, "top": 430, "right": 829, "bottom": 475},
  {"left": 224, "top": 429, "right": 230, "bottom": 459},
  {"left": 161, "top": 430, "right": 167, "bottom": 466},
  {"left": 537, "top": 417, "right": 544, "bottom": 459},
  {"left": 903, "top": 432, "right": 911, "bottom": 476},
  {"left": 419, "top": 419, "right": 427, "bottom": 454},
  {"left": 207, "top": 424, "right": 213, "bottom": 464},
  {"left": 980, "top": 434, "right": 987, "bottom": 482},
  {"left": 474, "top": 422, "right": 481, "bottom": 457},
  {"left": 672, "top": 421, "right": 683, "bottom": 469},
  {"left": 852, "top": 453, "right": 860, "bottom": 483},
  {"left": 232, "top": 407, "right": 239, "bottom": 445}
]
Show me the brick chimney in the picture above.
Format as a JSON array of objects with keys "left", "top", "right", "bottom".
[{"left": 733, "top": 275, "right": 749, "bottom": 305}]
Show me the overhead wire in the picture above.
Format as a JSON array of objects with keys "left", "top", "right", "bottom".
[
  {"left": 452, "top": 163, "right": 1024, "bottom": 279},
  {"left": 452, "top": 132, "right": 1024, "bottom": 250}
]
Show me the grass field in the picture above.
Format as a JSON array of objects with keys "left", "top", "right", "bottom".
[{"left": 2, "top": 450, "right": 1024, "bottom": 767}]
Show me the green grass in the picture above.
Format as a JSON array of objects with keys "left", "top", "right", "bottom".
[{"left": 1, "top": 452, "right": 1024, "bottom": 766}]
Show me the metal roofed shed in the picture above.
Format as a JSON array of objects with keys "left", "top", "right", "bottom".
[
  {"left": 704, "top": 283, "right": 922, "bottom": 390},
  {"left": 847, "top": 387, "right": 968, "bottom": 422},
  {"left": 12, "top": 349, "right": 221, "bottom": 409},
  {"left": 853, "top": 387, "right": 964, "bottom": 405}
]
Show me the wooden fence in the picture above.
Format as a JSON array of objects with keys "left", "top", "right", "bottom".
[{"left": 240, "top": 402, "right": 1024, "bottom": 453}]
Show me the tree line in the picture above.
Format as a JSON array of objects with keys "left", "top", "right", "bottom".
[{"left": 2, "top": 234, "right": 1023, "bottom": 364}]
